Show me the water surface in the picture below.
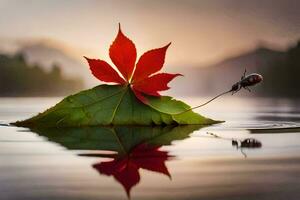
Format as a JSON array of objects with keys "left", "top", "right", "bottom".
[{"left": 1, "top": 97, "right": 300, "bottom": 200}]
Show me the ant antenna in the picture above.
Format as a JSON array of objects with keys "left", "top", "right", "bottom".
[{"left": 241, "top": 69, "right": 246, "bottom": 80}]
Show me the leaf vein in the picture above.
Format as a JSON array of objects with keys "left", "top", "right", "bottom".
[{"left": 110, "top": 88, "right": 128, "bottom": 124}]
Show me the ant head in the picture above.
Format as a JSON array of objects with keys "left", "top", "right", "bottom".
[
  {"left": 231, "top": 83, "right": 240, "bottom": 91},
  {"left": 232, "top": 140, "right": 238, "bottom": 146}
]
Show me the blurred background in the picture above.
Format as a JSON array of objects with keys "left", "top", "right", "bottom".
[
  {"left": 0, "top": 0, "right": 299, "bottom": 98},
  {"left": 1, "top": 2, "right": 300, "bottom": 199}
]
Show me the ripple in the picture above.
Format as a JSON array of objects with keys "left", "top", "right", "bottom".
[
  {"left": 207, "top": 120, "right": 300, "bottom": 132},
  {"left": 0, "top": 122, "right": 10, "bottom": 127}
]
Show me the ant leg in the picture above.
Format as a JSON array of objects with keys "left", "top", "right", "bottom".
[
  {"left": 241, "top": 69, "right": 247, "bottom": 80},
  {"left": 244, "top": 86, "right": 251, "bottom": 92},
  {"left": 232, "top": 87, "right": 241, "bottom": 95},
  {"left": 232, "top": 89, "right": 238, "bottom": 95},
  {"left": 240, "top": 148, "right": 247, "bottom": 158}
]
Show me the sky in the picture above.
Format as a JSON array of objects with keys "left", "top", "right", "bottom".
[{"left": 0, "top": 0, "right": 299, "bottom": 66}]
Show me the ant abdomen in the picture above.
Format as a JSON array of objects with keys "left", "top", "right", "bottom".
[{"left": 241, "top": 73, "right": 263, "bottom": 87}]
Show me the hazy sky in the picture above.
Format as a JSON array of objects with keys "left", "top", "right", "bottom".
[{"left": 0, "top": 0, "right": 299, "bottom": 66}]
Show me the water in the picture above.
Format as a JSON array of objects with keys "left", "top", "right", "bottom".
[{"left": 1, "top": 97, "right": 300, "bottom": 200}]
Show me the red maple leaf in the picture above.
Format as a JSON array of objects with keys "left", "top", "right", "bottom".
[
  {"left": 93, "top": 144, "right": 172, "bottom": 197},
  {"left": 84, "top": 24, "right": 181, "bottom": 103}
]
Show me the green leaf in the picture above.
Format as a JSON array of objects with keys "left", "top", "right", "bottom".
[
  {"left": 13, "top": 85, "right": 219, "bottom": 127},
  {"left": 29, "top": 125, "right": 204, "bottom": 155}
]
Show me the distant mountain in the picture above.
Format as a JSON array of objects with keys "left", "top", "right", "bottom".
[
  {"left": 19, "top": 41, "right": 87, "bottom": 79},
  {"left": 0, "top": 54, "right": 83, "bottom": 96},
  {"left": 259, "top": 41, "right": 300, "bottom": 97},
  {"left": 0, "top": 38, "right": 94, "bottom": 87},
  {"left": 168, "top": 46, "right": 286, "bottom": 96}
]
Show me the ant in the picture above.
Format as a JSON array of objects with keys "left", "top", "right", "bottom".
[
  {"left": 231, "top": 69, "right": 263, "bottom": 94},
  {"left": 176, "top": 69, "right": 263, "bottom": 114}
]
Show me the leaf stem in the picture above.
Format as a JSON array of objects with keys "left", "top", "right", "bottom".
[{"left": 176, "top": 90, "right": 232, "bottom": 115}]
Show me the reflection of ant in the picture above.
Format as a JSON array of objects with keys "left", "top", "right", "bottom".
[{"left": 206, "top": 132, "right": 262, "bottom": 158}]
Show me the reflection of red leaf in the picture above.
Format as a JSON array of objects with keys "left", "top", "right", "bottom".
[
  {"left": 93, "top": 144, "right": 172, "bottom": 197},
  {"left": 131, "top": 144, "right": 171, "bottom": 177},
  {"left": 85, "top": 24, "right": 181, "bottom": 104},
  {"left": 95, "top": 158, "right": 140, "bottom": 197}
]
